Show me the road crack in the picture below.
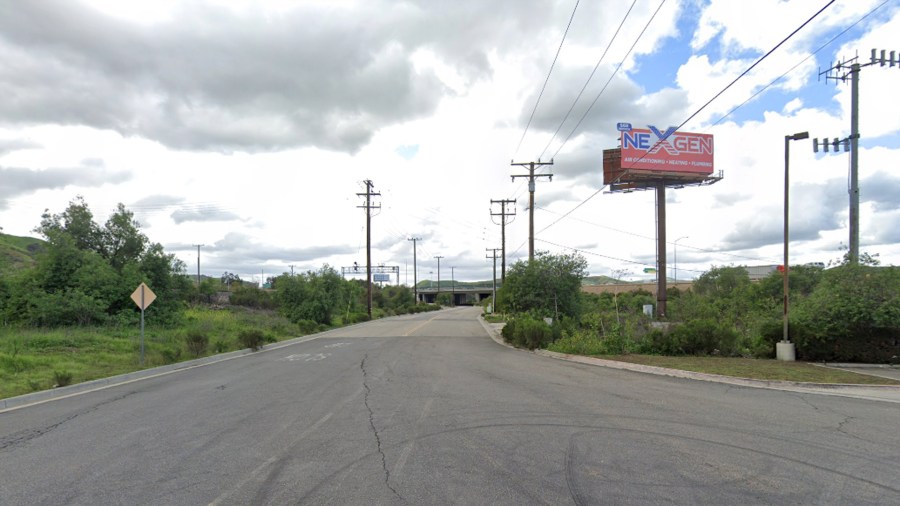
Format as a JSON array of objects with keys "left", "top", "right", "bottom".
[
  {"left": 0, "top": 390, "right": 138, "bottom": 451},
  {"left": 360, "top": 354, "right": 403, "bottom": 501}
]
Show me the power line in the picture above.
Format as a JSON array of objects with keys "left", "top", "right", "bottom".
[
  {"left": 550, "top": 0, "right": 668, "bottom": 160},
  {"left": 533, "top": 0, "right": 838, "bottom": 238},
  {"left": 676, "top": 0, "right": 837, "bottom": 133},
  {"left": 538, "top": 0, "right": 638, "bottom": 160},
  {"left": 513, "top": 0, "right": 581, "bottom": 158},
  {"left": 534, "top": 205, "right": 781, "bottom": 264},
  {"left": 535, "top": 238, "right": 707, "bottom": 274},
  {"left": 709, "top": 0, "right": 887, "bottom": 127}
]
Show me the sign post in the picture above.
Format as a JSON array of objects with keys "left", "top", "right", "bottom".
[{"left": 130, "top": 283, "right": 157, "bottom": 365}]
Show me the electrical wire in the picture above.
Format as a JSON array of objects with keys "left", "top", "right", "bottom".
[
  {"left": 509, "top": 0, "right": 637, "bottom": 203},
  {"left": 709, "top": 0, "right": 890, "bottom": 128},
  {"left": 513, "top": 0, "right": 580, "bottom": 159},
  {"left": 533, "top": 0, "right": 839, "bottom": 239},
  {"left": 550, "top": 0, "right": 668, "bottom": 160},
  {"left": 538, "top": 0, "right": 639, "bottom": 161}
]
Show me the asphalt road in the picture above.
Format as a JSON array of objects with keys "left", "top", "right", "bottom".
[{"left": 1, "top": 306, "right": 898, "bottom": 505}]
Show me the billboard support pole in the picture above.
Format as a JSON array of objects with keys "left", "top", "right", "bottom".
[{"left": 656, "top": 182, "right": 667, "bottom": 319}]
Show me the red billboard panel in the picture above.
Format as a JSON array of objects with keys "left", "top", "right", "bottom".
[{"left": 620, "top": 128, "right": 714, "bottom": 174}]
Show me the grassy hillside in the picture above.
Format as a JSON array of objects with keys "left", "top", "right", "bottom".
[
  {"left": 0, "top": 232, "right": 44, "bottom": 273},
  {"left": 582, "top": 275, "right": 624, "bottom": 285}
]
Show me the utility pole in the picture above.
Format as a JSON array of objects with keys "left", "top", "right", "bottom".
[
  {"left": 193, "top": 244, "right": 202, "bottom": 295},
  {"left": 408, "top": 237, "right": 421, "bottom": 304},
  {"left": 818, "top": 48, "right": 898, "bottom": 265},
  {"left": 490, "top": 198, "right": 516, "bottom": 284},
  {"left": 434, "top": 255, "right": 444, "bottom": 300},
  {"left": 511, "top": 159, "right": 553, "bottom": 261},
  {"left": 357, "top": 180, "right": 381, "bottom": 318},
  {"left": 289, "top": 264, "right": 295, "bottom": 276},
  {"left": 450, "top": 266, "right": 455, "bottom": 306},
  {"left": 486, "top": 248, "right": 500, "bottom": 312}
]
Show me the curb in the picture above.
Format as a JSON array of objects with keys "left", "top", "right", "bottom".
[
  {"left": 0, "top": 326, "right": 355, "bottom": 414},
  {"left": 477, "top": 316, "right": 900, "bottom": 404},
  {"left": 0, "top": 310, "right": 446, "bottom": 414}
]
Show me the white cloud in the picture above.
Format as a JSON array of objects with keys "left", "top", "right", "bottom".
[{"left": 1, "top": 0, "right": 898, "bottom": 283}]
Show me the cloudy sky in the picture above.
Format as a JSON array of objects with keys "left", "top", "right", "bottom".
[{"left": 1, "top": 0, "right": 899, "bottom": 285}]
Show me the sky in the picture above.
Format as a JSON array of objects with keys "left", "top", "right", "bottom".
[{"left": 1, "top": 0, "right": 899, "bottom": 285}]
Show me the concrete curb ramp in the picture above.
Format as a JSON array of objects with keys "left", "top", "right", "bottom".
[{"left": 478, "top": 317, "right": 900, "bottom": 404}]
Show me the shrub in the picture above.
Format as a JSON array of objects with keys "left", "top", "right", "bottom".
[
  {"left": 502, "top": 316, "right": 555, "bottom": 350},
  {"left": 296, "top": 319, "right": 319, "bottom": 334},
  {"left": 53, "top": 369, "right": 73, "bottom": 387},
  {"left": 238, "top": 329, "right": 266, "bottom": 351},
  {"left": 184, "top": 330, "right": 209, "bottom": 357},
  {"left": 793, "top": 265, "right": 900, "bottom": 362},
  {"left": 667, "top": 319, "right": 740, "bottom": 356},
  {"left": 160, "top": 347, "right": 182, "bottom": 364},
  {"left": 346, "top": 312, "right": 370, "bottom": 324},
  {"left": 212, "top": 339, "right": 230, "bottom": 354},
  {"left": 548, "top": 329, "right": 607, "bottom": 355}
]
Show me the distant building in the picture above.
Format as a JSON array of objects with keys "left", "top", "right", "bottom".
[{"left": 745, "top": 265, "right": 779, "bottom": 281}]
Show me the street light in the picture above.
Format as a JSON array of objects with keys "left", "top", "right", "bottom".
[
  {"left": 781, "top": 131, "right": 809, "bottom": 362},
  {"left": 674, "top": 236, "right": 688, "bottom": 284}
]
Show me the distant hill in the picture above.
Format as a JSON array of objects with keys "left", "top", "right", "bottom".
[
  {"left": 582, "top": 275, "right": 626, "bottom": 285},
  {"left": 0, "top": 232, "right": 45, "bottom": 273}
]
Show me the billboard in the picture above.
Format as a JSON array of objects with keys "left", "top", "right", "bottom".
[{"left": 619, "top": 126, "right": 714, "bottom": 174}]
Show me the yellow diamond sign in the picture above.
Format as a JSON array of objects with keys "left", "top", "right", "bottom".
[{"left": 130, "top": 283, "right": 157, "bottom": 310}]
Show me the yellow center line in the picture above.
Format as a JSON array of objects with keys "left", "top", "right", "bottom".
[{"left": 402, "top": 313, "right": 442, "bottom": 336}]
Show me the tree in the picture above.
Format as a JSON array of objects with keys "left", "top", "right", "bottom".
[
  {"left": 793, "top": 264, "right": 899, "bottom": 362},
  {"left": 15, "top": 198, "right": 188, "bottom": 326},
  {"left": 98, "top": 203, "right": 148, "bottom": 271},
  {"left": 221, "top": 272, "right": 243, "bottom": 288},
  {"left": 498, "top": 251, "right": 588, "bottom": 319}
]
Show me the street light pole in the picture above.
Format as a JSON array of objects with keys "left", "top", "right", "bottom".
[
  {"left": 781, "top": 131, "right": 809, "bottom": 361},
  {"left": 673, "top": 236, "right": 688, "bottom": 284}
]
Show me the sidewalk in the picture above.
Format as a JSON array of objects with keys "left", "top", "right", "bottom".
[{"left": 478, "top": 318, "right": 900, "bottom": 404}]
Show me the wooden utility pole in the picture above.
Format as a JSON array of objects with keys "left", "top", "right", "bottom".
[
  {"left": 490, "top": 198, "right": 516, "bottom": 284},
  {"left": 357, "top": 180, "right": 380, "bottom": 318},
  {"left": 486, "top": 248, "right": 500, "bottom": 312},
  {"left": 408, "top": 237, "right": 421, "bottom": 303},
  {"left": 511, "top": 160, "right": 553, "bottom": 261},
  {"left": 434, "top": 255, "right": 444, "bottom": 299},
  {"left": 193, "top": 244, "right": 202, "bottom": 296}
]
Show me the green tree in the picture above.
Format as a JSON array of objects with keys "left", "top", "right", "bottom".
[
  {"left": 18, "top": 198, "right": 188, "bottom": 326},
  {"left": 98, "top": 203, "right": 148, "bottom": 271},
  {"left": 793, "top": 264, "right": 899, "bottom": 362},
  {"left": 276, "top": 266, "right": 353, "bottom": 325},
  {"left": 498, "top": 251, "right": 588, "bottom": 319}
]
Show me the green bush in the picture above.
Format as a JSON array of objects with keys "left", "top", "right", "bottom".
[
  {"left": 184, "top": 330, "right": 209, "bottom": 357},
  {"left": 346, "top": 312, "right": 370, "bottom": 324},
  {"left": 547, "top": 329, "right": 607, "bottom": 355},
  {"left": 212, "top": 339, "right": 230, "bottom": 354},
  {"left": 502, "top": 316, "right": 556, "bottom": 350},
  {"left": 793, "top": 265, "right": 900, "bottom": 362},
  {"left": 160, "top": 346, "right": 182, "bottom": 364},
  {"left": 296, "top": 319, "right": 319, "bottom": 334},
  {"left": 53, "top": 369, "right": 73, "bottom": 387},
  {"left": 238, "top": 329, "right": 266, "bottom": 351},
  {"left": 667, "top": 319, "right": 740, "bottom": 356}
]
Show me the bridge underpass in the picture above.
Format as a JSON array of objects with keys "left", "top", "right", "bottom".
[{"left": 416, "top": 286, "right": 494, "bottom": 305}]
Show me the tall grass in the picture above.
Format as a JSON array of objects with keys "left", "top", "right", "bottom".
[{"left": 0, "top": 306, "right": 302, "bottom": 400}]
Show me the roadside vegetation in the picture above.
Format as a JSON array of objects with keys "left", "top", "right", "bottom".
[
  {"left": 0, "top": 198, "right": 441, "bottom": 400},
  {"left": 493, "top": 251, "right": 899, "bottom": 382}
]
